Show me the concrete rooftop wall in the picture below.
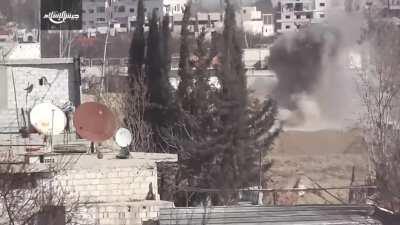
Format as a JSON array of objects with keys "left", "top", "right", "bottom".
[{"left": 0, "top": 59, "right": 80, "bottom": 132}]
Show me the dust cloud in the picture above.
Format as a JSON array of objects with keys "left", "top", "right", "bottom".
[{"left": 270, "top": 9, "right": 365, "bottom": 130}]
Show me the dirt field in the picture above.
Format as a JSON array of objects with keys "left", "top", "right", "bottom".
[{"left": 264, "top": 129, "right": 371, "bottom": 205}]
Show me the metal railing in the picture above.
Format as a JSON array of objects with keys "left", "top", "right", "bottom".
[{"left": 177, "top": 185, "right": 377, "bottom": 207}]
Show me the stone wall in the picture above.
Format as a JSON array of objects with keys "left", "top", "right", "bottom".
[
  {"left": 59, "top": 165, "right": 159, "bottom": 203},
  {"left": 52, "top": 152, "right": 177, "bottom": 225},
  {"left": 77, "top": 201, "right": 173, "bottom": 225}
]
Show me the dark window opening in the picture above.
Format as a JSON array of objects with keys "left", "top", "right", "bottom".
[
  {"left": 294, "top": 3, "right": 303, "bottom": 11},
  {"left": 118, "top": 6, "right": 125, "bottom": 13},
  {"left": 97, "top": 7, "right": 105, "bottom": 13}
]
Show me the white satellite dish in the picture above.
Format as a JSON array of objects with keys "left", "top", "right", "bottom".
[
  {"left": 115, "top": 128, "right": 132, "bottom": 148},
  {"left": 30, "top": 103, "right": 67, "bottom": 135}
]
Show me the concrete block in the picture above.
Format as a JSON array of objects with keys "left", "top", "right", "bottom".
[
  {"left": 97, "top": 185, "right": 108, "bottom": 191},
  {"left": 139, "top": 212, "right": 147, "bottom": 218},
  {"left": 148, "top": 211, "right": 158, "bottom": 218},
  {"left": 86, "top": 173, "right": 97, "bottom": 179},
  {"left": 109, "top": 178, "right": 123, "bottom": 184},
  {"left": 118, "top": 171, "right": 129, "bottom": 177}
]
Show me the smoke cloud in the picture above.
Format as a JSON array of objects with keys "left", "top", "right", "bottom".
[
  {"left": 270, "top": 25, "right": 342, "bottom": 124},
  {"left": 270, "top": 11, "right": 364, "bottom": 130}
]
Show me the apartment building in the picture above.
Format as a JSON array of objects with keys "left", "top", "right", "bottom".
[
  {"left": 240, "top": 6, "right": 274, "bottom": 37},
  {"left": 276, "top": 0, "right": 328, "bottom": 33},
  {"left": 82, "top": 0, "right": 188, "bottom": 32},
  {"left": 385, "top": 0, "right": 400, "bottom": 17}
]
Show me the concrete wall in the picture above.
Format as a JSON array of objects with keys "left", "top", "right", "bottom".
[
  {"left": 0, "top": 58, "right": 80, "bottom": 132},
  {"left": 77, "top": 201, "right": 174, "bottom": 225},
  {"left": 23, "top": 152, "right": 178, "bottom": 225},
  {"left": 59, "top": 165, "right": 159, "bottom": 203}
]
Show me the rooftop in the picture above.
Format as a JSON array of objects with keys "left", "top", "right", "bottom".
[{"left": 160, "top": 205, "right": 382, "bottom": 225}]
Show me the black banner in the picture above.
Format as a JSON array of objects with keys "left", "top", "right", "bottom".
[{"left": 41, "top": 0, "right": 82, "bottom": 30}]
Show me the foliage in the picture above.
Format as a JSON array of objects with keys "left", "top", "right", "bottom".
[
  {"left": 177, "top": 1, "right": 194, "bottom": 112},
  {"left": 0, "top": 154, "right": 84, "bottom": 225},
  {"left": 357, "top": 19, "right": 400, "bottom": 209},
  {"left": 174, "top": 0, "right": 281, "bottom": 206},
  {"left": 128, "top": 0, "right": 145, "bottom": 78},
  {"left": 145, "top": 10, "right": 177, "bottom": 153},
  {"left": 123, "top": 0, "right": 155, "bottom": 152}
]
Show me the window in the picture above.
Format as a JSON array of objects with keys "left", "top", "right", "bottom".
[
  {"left": 296, "top": 14, "right": 301, "bottom": 19},
  {"left": 243, "top": 9, "right": 247, "bottom": 14},
  {"left": 320, "top": 2, "right": 325, "bottom": 7},
  {"left": 82, "top": 9, "right": 86, "bottom": 13},
  {"left": 263, "top": 14, "right": 273, "bottom": 24},
  {"left": 294, "top": 3, "right": 303, "bottom": 11},
  {"left": 129, "top": 8, "right": 135, "bottom": 13},
  {"left": 118, "top": 6, "right": 125, "bottom": 12},
  {"left": 320, "top": 13, "right": 325, "bottom": 18},
  {"left": 89, "top": 21, "right": 94, "bottom": 25},
  {"left": 306, "top": 14, "right": 312, "bottom": 19},
  {"left": 285, "top": 15, "right": 290, "bottom": 19},
  {"left": 89, "top": 9, "right": 94, "bottom": 13},
  {"left": 285, "top": 25, "right": 290, "bottom": 29},
  {"left": 144, "top": 8, "right": 147, "bottom": 12},
  {"left": 96, "top": 6, "right": 105, "bottom": 13},
  {"left": 285, "top": 3, "right": 293, "bottom": 10},
  {"left": 96, "top": 17, "right": 106, "bottom": 22}
]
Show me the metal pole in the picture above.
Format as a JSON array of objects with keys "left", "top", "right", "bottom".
[
  {"left": 100, "top": 0, "right": 112, "bottom": 95},
  {"left": 11, "top": 69, "right": 20, "bottom": 128},
  {"left": 50, "top": 109, "right": 55, "bottom": 152}
]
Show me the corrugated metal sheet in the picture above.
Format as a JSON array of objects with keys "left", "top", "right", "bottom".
[{"left": 160, "top": 205, "right": 382, "bottom": 225}]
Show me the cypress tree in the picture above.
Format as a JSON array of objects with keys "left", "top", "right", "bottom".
[
  {"left": 161, "top": 14, "right": 171, "bottom": 78},
  {"left": 145, "top": 9, "right": 175, "bottom": 152},
  {"left": 177, "top": 1, "right": 194, "bottom": 112},
  {"left": 210, "top": 0, "right": 280, "bottom": 204},
  {"left": 128, "top": 0, "right": 145, "bottom": 78},
  {"left": 125, "top": 0, "right": 153, "bottom": 152}
]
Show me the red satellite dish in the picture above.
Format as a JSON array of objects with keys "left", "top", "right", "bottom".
[{"left": 73, "top": 102, "right": 117, "bottom": 142}]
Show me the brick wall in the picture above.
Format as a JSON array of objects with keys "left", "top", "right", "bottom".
[
  {"left": 59, "top": 165, "right": 159, "bottom": 203},
  {"left": 53, "top": 153, "right": 177, "bottom": 225},
  {"left": 76, "top": 201, "right": 174, "bottom": 225}
]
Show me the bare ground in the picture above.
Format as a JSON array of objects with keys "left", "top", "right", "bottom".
[{"left": 264, "top": 129, "right": 370, "bottom": 205}]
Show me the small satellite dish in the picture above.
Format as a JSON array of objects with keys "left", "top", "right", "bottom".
[
  {"left": 73, "top": 102, "right": 117, "bottom": 142},
  {"left": 30, "top": 103, "right": 67, "bottom": 135},
  {"left": 115, "top": 128, "right": 132, "bottom": 147}
]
